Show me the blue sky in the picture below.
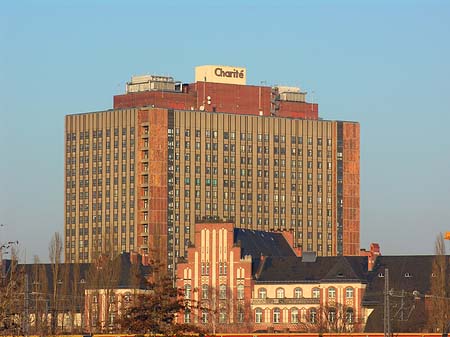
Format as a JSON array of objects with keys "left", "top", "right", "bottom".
[{"left": 1, "top": 0, "right": 449, "bottom": 261}]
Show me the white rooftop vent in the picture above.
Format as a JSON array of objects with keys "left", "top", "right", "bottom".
[{"left": 126, "top": 74, "right": 177, "bottom": 93}]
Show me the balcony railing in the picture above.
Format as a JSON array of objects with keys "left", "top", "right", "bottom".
[{"left": 251, "top": 297, "right": 320, "bottom": 305}]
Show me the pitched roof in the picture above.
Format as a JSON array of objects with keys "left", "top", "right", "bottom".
[
  {"left": 254, "top": 256, "right": 368, "bottom": 283},
  {"left": 362, "top": 255, "right": 450, "bottom": 332},
  {"left": 234, "top": 228, "right": 296, "bottom": 259},
  {"left": 18, "top": 252, "right": 151, "bottom": 294},
  {"left": 363, "top": 255, "right": 438, "bottom": 305}
]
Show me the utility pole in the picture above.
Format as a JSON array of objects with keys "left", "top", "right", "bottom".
[
  {"left": 384, "top": 268, "right": 390, "bottom": 337},
  {"left": 24, "top": 273, "right": 29, "bottom": 337},
  {"left": 400, "top": 289, "right": 404, "bottom": 321}
]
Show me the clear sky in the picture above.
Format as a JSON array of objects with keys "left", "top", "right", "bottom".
[{"left": 1, "top": 0, "right": 449, "bottom": 262}]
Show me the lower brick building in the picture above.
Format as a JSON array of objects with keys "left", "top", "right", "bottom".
[
  {"left": 175, "top": 220, "right": 299, "bottom": 332},
  {"left": 176, "top": 221, "right": 369, "bottom": 333}
]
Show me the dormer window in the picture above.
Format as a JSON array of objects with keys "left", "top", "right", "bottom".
[
  {"left": 404, "top": 272, "right": 412, "bottom": 278},
  {"left": 378, "top": 272, "right": 384, "bottom": 278}
]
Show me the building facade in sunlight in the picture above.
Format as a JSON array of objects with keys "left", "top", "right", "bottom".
[{"left": 64, "top": 65, "right": 360, "bottom": 273}]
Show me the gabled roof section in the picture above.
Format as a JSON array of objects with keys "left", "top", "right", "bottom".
[
  {"left": 233, "top": 229, "right": 296, "bottom": 259},
  {"left": 363, "top": 255, "right": 441, "bottom": 306},
  {"left": 362, "top": 255, "right": 449, "bottom": 332},
  {"left": 255, "top": 256, "right": 368, "bottom": 283},
  {"left": 323, "top": 256, "right": 368, "bottom": 282}
]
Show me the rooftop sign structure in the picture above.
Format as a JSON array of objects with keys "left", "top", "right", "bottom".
[{"left": 195, "top": 65, "right": 246, "bottom": 85}]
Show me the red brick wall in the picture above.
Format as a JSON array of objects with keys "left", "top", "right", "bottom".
[
  {"left": 136, "top": 108, "right": 169, "bottom": 267},
  {"left": 342, "top": 123, "right": 360, "bottom": 256},
  {"left": 114, "top": 91, "right": 196, "bottom": 110},
  {"left": 191, "top": 82, "right": 272, "bottom": 116},
  {"left": 176, "top": 222, "right": 254, "bottom": 326},
  {"left": 114, "top": 82, "right": 319, "bottom": 120},
  {"left": 277, "top": 101, "right": 318, "bottom": 119}
]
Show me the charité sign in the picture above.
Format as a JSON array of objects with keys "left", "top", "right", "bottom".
[{"left": 195, "top": 65, "right": 246, "bottom": 85}]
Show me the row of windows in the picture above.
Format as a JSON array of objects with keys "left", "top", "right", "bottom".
[
  {"left": 68, "top": 237, "right": 134, "bottom": 249},
  {"left": 178, "top": 129, "right": 332, "bottom": 146},
  {"left": 184, "top": 284, "right": 245, "bottom": 300},
  {"left": 257, "top": 287, "right": 354, "bottom": 299},
  {"left": 66, "top": 127, "right": 135, "bottom": 141},
  {"left": 66, "top": 225, "right": 135, "bottom": 236},
  {"left": 65, "top": 176, "right": 135, "bottom": 189},
  {"left": 254, "top": 306, "right": 354, "bottom": 324},
  {"left": 183, "top": 306, "right": 353, "bottom": 325},
  {"left": 66, "top": 212, "right": 135, "bottom": 224},
  {"left": 66, "top": 188, "right": 135, "bottom": 201},
  {"left": 178, "top": 141, "right": 331, "bottom": 156},
  {"left": 66, "top": 139, "right": 135, "bottom": 151},
  {"left": 67, "top": 151, "right": 136, "bottom": 161}
]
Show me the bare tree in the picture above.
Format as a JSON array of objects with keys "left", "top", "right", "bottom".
[
  {"left": 427, "top": 233, "right": 450, "bottom": 332},
  {"left": 85, "top": 253, "right": 121, "bottom": 333},
  {"left": 48, "top": 232, "right": 63, "bottom": 334},
  {"left": 0, "top": 247, "right": 25, "bottom": 335},
  {"left": 297, "top": 303, "right": 362, "bottom": 334},
  {"left": 30, "top": 255, "right": 50, "bottom": 336}
]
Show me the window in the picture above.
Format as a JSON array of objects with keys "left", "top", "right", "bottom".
[
  {"left": 328, "top": 287, "right": 336, "bottom": 299},
  {"left": 276, "top": 288, "right": 285, "bottom": 299},
  {"left": 184, "top": 284, "right": 191, "bottom": 299},
  {"left": 328, "top": 308, "right": 336, "bottom": 322},
  {"left": 346, "top": 308, "right": 354, "bottom": 323},
  {"left": 201, "top": 310, "right": 208, "bottom": 323},
  {"left": 258, "top": 288, "right": 267, "bottom": 299},
  {"left": 237, "top": 284, "right": 244, "bottom": 299},
  {"left": 237, "top": 305, "right": 244, "bottom": 322},
  {"left": 294, "top": 287, "right": 303, "bottom": 298},
  {"left": 202, "top": 284, "right": 209, "bottom": 299},
  {"left": 312, "top": 287, "right": 320, "bottom": 298},
  {"left": 219, "top": 284, "right": 227, "bottom": 299},
  {"left": 346, "top": 287, "right": 354, "bottom": 299},
  {"left": 255, "top": 308, "right": 263, "bottom": 323},
  {"left": 273, "top": 308, "right": 281, "bottom": 323},
  {"left": 184, "top": 309, "right": 191, "bottom": 323},
  {"left": 291, "top": 308, "right": 299, "bottom": 323},
  {"left": 310, "top": 308, "right": 317, "bottom": 323},
  {"left": 219, "top": 310, "right": 227, "bottom": 323}
]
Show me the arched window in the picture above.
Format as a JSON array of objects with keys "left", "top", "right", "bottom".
[
  {"left": 310, "top": 308, "right": 317, "bottom": 323},
  {"left": 328, "top": 307, "right": 336, "bottom": 322},
  {"left": 184, "top": 284, "right": 191, "bottom": 299},
  {"left": 258, "top": 288, "right": 267, "bottom": 299},
  {"left": 276, "top": 287, "right": 285, "bottom": 299},
  {"left": 237, "top": 284, "right": 244, "bottom": 299},
  {"left": 201, "top": 310, "right": 208, "bottom": 323},
  {"left": 328, "top": 287, "right": 336, "bottom": 299},
  {"left": 294, "top": 287, "right": 303, "bottom": 298},
  {"left": 202, "top": 284, "right": 209, "bottom": 299},
  {"left": 312, "top": 287, "right": 320, "bottom": 299},
  {"left": 291, "top": 307, "right": 299, "bottom": 323},
  {"left": 219, "top": 309, "right": 227, "bottom": 323},
  {"left": 255, "top": 308, "right": 263, "bottom": 323},
  {"left": 273, "top": 307, "right": 281, "bottom": 323},
  {"left": 123, "top": 292, "right": 132, "bottom": 303},
  {"left": 184, "top": 309, "right": 191, "bottom": 323},
  {"left": 346, "top": 287, "right": 354, "bottom": 299},
  {"left": 346, "top": 308, "right": 354, "bottom": 323},
  {"left": 219, "top": 284, "right": 227, "bottom": 299},
  {"left": 237, "top": 305, "right": 244, "bottom": 322}
]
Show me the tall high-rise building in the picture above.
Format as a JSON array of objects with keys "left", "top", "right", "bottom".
[{"left": 64, "top": 65, "right": 360, "bottom": 273}]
